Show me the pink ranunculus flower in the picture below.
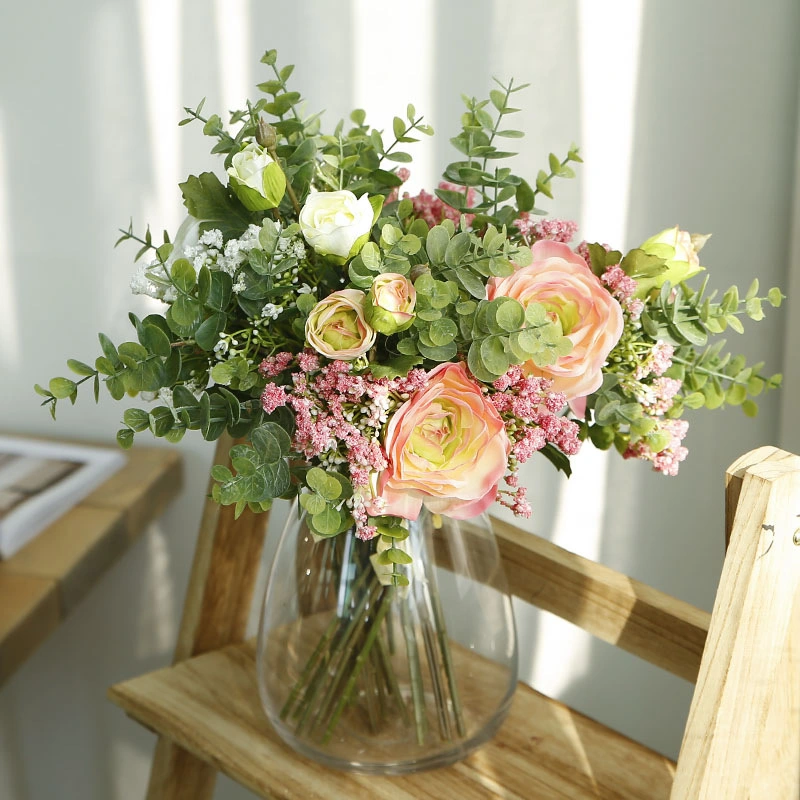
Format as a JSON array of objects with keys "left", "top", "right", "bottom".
[
  {"left": 378, "top": 362, "right": 510, "bottom": 520},
  {"left": 305, "top": 289, "right": 376, "bottom": 361},
  {"left": 488, "top": 240, "right": 624, "bottom": 408}
]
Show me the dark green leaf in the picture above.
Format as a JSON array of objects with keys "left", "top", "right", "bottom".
[
  {"left": 251, "top": 422, "right": 291, "bottom": 463},
  {"left": 123, "top": 408, "right": 151, "bottom": 432},
  {"left": 116, "top": 429, "right": 134, "bottom": 449},
  {"left": 139, "top": 324, "right": 172, "bottom": 357},
  {"left": 179, "top": 172, "right": 252, "bottom": 240},
  {"left": 195, "top": 312, "right": 227, "bottom": 351}
]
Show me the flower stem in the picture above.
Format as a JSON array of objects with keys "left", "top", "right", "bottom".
[
  {"left": 429, "top": 577, "right": 466, "bottom": 737},
  {"left": 322, "top": 587, "right": 395, "bottom": 744},
  {"left": 401, "top": 596, "right": 428, "bottom": 746},
  {"left": 375, "top": 631, "right": 410, "bottom": 724}
]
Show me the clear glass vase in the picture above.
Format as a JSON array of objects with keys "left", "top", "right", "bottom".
[{"left": 255, "top": 502, "right": 518, "bottom": 774}]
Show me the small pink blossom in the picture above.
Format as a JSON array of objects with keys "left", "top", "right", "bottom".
[
  {"left": 634, "top": 341, "right": 675, "bottom": 380},
  {"left": 515, "top": 216, "right": 579, "bottom": 245},
  {"left": 602, "top": 265, "right": 637, "bottom": 302},
  {"left": 408, "top": 182, "right": 477, "bottom": 228},
  {"left": 385, "top": 168, "right": 411, "bottom": 204},
  {"left": 259, "top": 351, "right": 294, "bottom": 377},
  {"left": 296, "top": 350, "right": 320, "bottom": 373},
  {"left": 624, "top": 418, "right": 689, "bottom": 476},
  {"left": 260, "top": 383, "right": 288, "bottom": 414}
]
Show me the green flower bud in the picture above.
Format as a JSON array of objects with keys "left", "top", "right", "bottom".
[
  {"left": 227, "top": 143, "right": 286, "bottom": 211},
  {"left": 634, "top": 226, "right": 709, "bottom": 297}
]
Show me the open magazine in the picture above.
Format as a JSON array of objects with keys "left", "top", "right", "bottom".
[{"left": 0, "top": 436, "right": 127, "bottom": 559}]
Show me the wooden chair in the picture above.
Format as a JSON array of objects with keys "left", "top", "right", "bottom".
[{"left": 108, "top": 443, "right": 800, "bottom": 799}]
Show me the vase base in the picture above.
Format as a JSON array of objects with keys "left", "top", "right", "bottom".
[{"left": 266, "top": 692, "right": 514, "bottom": 774}]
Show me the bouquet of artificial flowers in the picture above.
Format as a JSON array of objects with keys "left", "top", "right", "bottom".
[{"left": 38, "top": 49, "right": 782, "bottom": 761}]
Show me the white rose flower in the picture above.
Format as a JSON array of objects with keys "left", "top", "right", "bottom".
[
  {"left": 299, "top": 190, "right": 375, "bottom": 260},
  {"left": 227, "top": 143, "right": 286, "bottom": 211}
]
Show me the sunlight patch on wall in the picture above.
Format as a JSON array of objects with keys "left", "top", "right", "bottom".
[
  {"left": 136, "top": 523, "right": 177, "bottom": 657},
  {"left": 214, "top": 0, "right": 251, "bottom": 122},
  {"left": 0, "top": 113, "right": 19, "bottom": 369},
  {"left": 576, "top": 0, "right": 643, "bottom": 247},
  {"left": 529, "top": 0, "right": 644, "bottom": 698},
  {"left": 137, "top": 0, "right": 182, "bottom": 236},
  {"left": 352, "top": 0, "right": 435, "bottom": 194}
]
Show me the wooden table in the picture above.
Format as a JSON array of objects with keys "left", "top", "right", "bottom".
[{"left": 0, "top": 444, "right": 183, "bottom": 686}]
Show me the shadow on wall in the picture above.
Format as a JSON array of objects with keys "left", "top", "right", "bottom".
[{"left": 557, "top": 0, "right": 800, "bottom": 761}]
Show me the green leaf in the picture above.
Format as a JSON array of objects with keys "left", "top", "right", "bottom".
[
  {"left": 495, "top": 299, "right": 525, "bottom": 332},
  {"left": 745, "top": 297, "right": 764, "bottom": 321},
  {"left": 726, "top": 383, "right": 747, "bottom": 405},
  {"left": 179, "top": 172, "right": 252, "bottom": 240},
  {"left": 116, "top": 429, "right": 134, "bottom": 449},
  {"left": 725, "top": 314, "right": 745, "bottom": 334},
  {"left": 444, "top": 232, "right": 471, "bottom": 268},
  {"left": 67, "top": 359, "right": 95, "bottom": 377},
  {"left": 106, "top": 375, "right": 125, "bottom": 401},
  {"left": 489, "top": 89, "right": 506, "bottom": 112},
  {"left": 428, "top": 318, "right": 458, "bottom": 346},
  {"left": 296, "top": 293, "right": 317, "bottom": 316},
  {"left": 206, "top": 270, "right": 232, "bottom": 312},
  {"left": 767, "top": 287, "right": 783, "bottom": 307},
  {"left": 195, "top": 312, "right": 226, "bottom": 351},
  {"left": 417, "top": 340, "right": 458, "bottom": 362},
  {"left": 98, "top": 332, "right": 120, "bottom": 366},
  {"left": 683, "top": 392, "right": 706, "bottom": 409},
  {"left": 49, "top": 377, "right": 77, "bottom": 399},
  {"left": 149, "top": 406, "right": 174, "bottom": 437},
  {"left": 480, "top": 335, "right": 510, "bottom": 376},
  {"left": 425, "top": 225, "right": 450, "bottom": 264},
  {"left": 384, "top": 548, "right": 413, "bottom": 565},
  {"left": 211, "top": 464, "right": 233, "bottom": 483},
  {"left": 299, "top": 492, "right": 327, "bottom": 515},
  {"left": 169, "top": 259, "right": 196, "bottom": 295},
  {"left": 515, "top": 179, "right": 535, "bottom": 213},
  {"left": 742, "top": 399, "right": 759, "bottom": 417},
  {"left": 251, "top": 422, "right": 291, "bottom": 463},
  {"left": 123, "top": 408, "right": 151, "bottom": 432},
  {"left": 702, "top": 381, "right": 725, "bottom": 409},
  {"left": 310, "top": 506, "right": 342, "bottom": 536},
  {"left": 231, "top": 456, "right": 257, "bottom": 476},
  {"left": 535, "top": 170, "right": 553, "bottom": 199},
  {"left": 588, "top": 424, "right": 615, "bottom": 450},
  {"left": 306, "top": 467, "right": 331, "bottom": 495},
  {"left": 139, "top": 324, "right": 172, "bottom": 357},
  {"left": 118, "top": 341, "right": 148, "bottom": 363}
]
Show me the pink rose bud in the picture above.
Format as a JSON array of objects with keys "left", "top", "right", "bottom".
[
  {"left": 305, "top": 289, "right": 376, "bottom": 360},
  {"left": 365, "top": 273, "right": 416, "bottom": 334}
]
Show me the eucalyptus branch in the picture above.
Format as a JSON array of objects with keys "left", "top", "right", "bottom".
[
  {"left": 380, "top": 115, "right": 427, "bottom": 163},
  {"left": 481, "top": 79, "right": 514, "bottom": 175}
]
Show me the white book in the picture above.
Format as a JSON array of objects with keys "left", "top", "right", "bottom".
[{"left": 0, "top": 437, "right": 127, "bottom": 559}]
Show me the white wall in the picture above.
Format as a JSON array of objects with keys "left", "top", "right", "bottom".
[{"left": 0, "top": 2, "right": 797, "bottom": 798}]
